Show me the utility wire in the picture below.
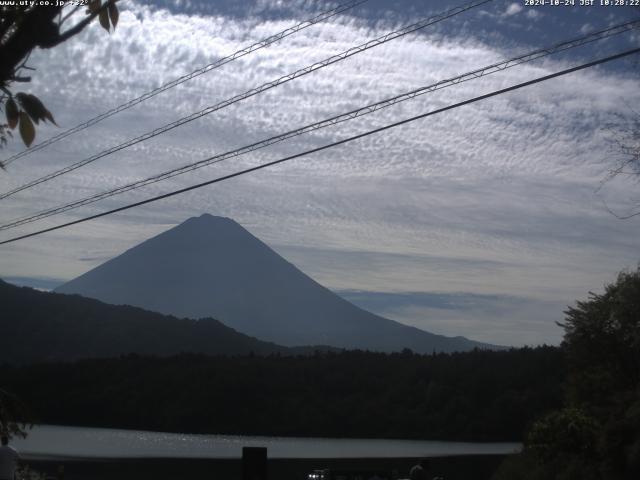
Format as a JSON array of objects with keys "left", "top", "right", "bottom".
[
  {"left": 0, "top": 0, "right": 492, "bottom": 201},
  {"left": 1, "top": 0, "right": 369, "bottom": 167},
  {"left": 1, "top": 19, "right": 637, "bottom": 232},
  {"left": 1, "top": 47, "right": 637, "bottom": 247}
]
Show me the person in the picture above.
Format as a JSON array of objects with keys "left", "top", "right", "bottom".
[
  {"left": 0, "top": 435, "right": 20, "bottom": 480},
  {"left": 409, "top": 458, "right": 430, "bottom": 480}
]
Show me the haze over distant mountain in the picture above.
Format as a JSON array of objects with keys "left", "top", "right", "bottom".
[
  {"left": 56, "top": 214, "right": 495, "bottom": 353},
  {"left": 0, "top": 279, "right": 299, "bottom": 364}
]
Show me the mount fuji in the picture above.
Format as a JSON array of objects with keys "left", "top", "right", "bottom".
[{"left": 56, "top": 214, "right": 494, "bottom": 353}]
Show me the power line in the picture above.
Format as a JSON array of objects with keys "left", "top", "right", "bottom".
[
  {"left": 1, "top": 47, "right": 637, "bottom": 247},
  {"left": 1, "top": 20, "right": 636, "bottom": 232},
  {"left": 0, "top": 0, "right": 369, "bottom": 167},
  {"left": 0, "top": 0, "right": 492, "bottom": 201}
]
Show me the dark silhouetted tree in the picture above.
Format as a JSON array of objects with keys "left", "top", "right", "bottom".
[
  {"left": 0, "top": 388, "right": 31, "bottom": 439},
  {"left": 0, "top": 0, "right": 119, "bottom": 155},
  {"left": 494, "top": 266, "right": 640, "bottom": 480}
]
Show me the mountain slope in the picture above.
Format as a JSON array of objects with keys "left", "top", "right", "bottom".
[
  {"left": 0, "top": 279, "right": 297, "bottom": 364},
  {"left": 56, "top": 214, "right": 494, "bottom": 353}
]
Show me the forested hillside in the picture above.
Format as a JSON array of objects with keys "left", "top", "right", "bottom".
[
  {"left": 0, "top": 279, "right": 292, "bottom": 361},
  {"left": 1, "top": 347, "right": 564, "bottom": 441}
]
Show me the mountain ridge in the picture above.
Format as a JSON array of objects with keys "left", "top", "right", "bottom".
[
  {"left": 56, "top": 214, "right": 498, "bottom": 353},
  {"left": 0, "top": 279, "right": 339, "bottom": 364}
]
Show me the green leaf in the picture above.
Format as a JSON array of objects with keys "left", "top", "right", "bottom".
[
  {"left": 43, "top": 108, "right": 57, "bottom": 126},
  {"left": 88, "top": 0, "right": 101, "bottom": 14},
  {"left": 108, "top": 2, "right": 119, "bottom": 29},
  {"left": 16, "top": 93, "right": 49, "bottom": 125},
  {"left": 99, "top": 8, "right": 110, "bottom": 32},
  {"left": 18, "top": 112, "right": 35, "bottom": 147},
  {"left": 5, "top": 97, "right": 18, "bottom": 129}
]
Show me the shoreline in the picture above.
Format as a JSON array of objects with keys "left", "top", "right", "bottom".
[
  {"left": 26, "top": 454, "right": 509, "bottom": 480},
  {"left": 13, "top": 424, "right": 521, "bottom": 460},
  {"left": 20, "top": 449, "right": 514, "bottom": 462}
]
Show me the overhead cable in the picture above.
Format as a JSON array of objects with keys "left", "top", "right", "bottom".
[
  {"left": 0, "top": 0, "right": 369, "bottom": 167},
  {"left": 0, "top": 0, "right": 493, "bottom": 201},
  {"left": 0, "top": 19, "right": 636, "bottom": 231},
  {"left": 1, "top": 46, "right": 637, "bottom": 246}
]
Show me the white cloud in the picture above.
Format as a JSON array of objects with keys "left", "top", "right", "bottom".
[
  {"left": 526, "top": 9, "right": 542, "bottom": 20},
  {"left": 503, "top": 3, "right": 523, "bottom": 17},
  {"left": 337, "top": 289, "right": 565, "bottom": 346},
  {"left": 580, "top": 23, "right": 594, "bottom": 34},
  {"left": 0, "top": 1, "right": 638, "bottom": 346}
]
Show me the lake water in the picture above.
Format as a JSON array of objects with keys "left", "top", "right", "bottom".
[{"left": 13, "top": 425, "right": 521, "bottom": 460}]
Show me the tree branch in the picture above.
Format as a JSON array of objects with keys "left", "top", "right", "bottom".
[
  {"left": 56, "top": 0, "right": 119, "bottom": 45},
  {"left": 598, "top": 195, "right": 640, "bottom": 220},
  {"left": 0, "top": 7, "right": 61, "bottom": 82}
]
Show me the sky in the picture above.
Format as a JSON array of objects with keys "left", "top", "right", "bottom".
[{"left": 1, "top": 0, "right": 639, "bottom": 346}]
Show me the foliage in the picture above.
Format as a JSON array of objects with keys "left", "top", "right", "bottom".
[
  {"left": 0, "top": 279, "right": 293, "bottom": 361},
  {"left": 493, "top": 267, "right": 640, "bottom": 480},
  {"left": 561, "top": 268, "right": 640, "bottom": 408},
  {"left": 0, "top": 346, "right": 564, "bottom": 442},
  {"left": 0, "top": 0, "right": 119, "bottom": 155},
  {"left": 526, "top": 408, "right": 599, "bottom": 461},
  {"left": 0, "top": 387, "right": 31, "bottom": 439},
  {"left": 15, "top": 465, "right": 46, "bottom": 480},
  {"left": 492, "top": 450, "right": 550, "bottom": 480},
  {"left": 493, "top": 447, "right": 601, "bottom": 480},
  {"left": 0, "top": 279, "right": 565, "bottom": 441}
]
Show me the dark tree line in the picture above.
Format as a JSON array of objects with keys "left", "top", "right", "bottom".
[{"left": 1, "top": 346, "right": 564, "bottom": 442}]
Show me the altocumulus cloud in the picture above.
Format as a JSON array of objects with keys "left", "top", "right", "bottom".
[{"left": 0, "top": 0, "right": 638, "bottom": 346}]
